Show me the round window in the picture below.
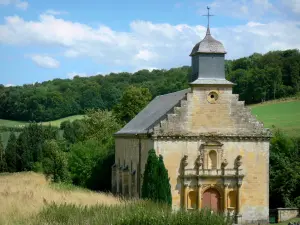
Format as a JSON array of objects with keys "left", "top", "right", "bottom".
[{"left": 207, "top": 91, "right": 219, "bottom": 104}]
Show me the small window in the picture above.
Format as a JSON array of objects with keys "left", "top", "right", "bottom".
[{"left": 207, "top": 91, "right": 219, "bottom": 104}]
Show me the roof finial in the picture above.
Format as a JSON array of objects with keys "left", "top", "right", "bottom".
[{"left": 203, "top": 6, "right": 214, "bottom": 35}]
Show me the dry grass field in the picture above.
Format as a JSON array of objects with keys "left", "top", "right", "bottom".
[
  {"left": 0, "top": 173, "right": 232, "bottom": 225},
  {"left": 0, "top": 172, "right": 120, "bottom": 224}
]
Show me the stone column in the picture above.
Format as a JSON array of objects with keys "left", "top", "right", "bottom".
[
  {"left": 181, "top": 183, "right": 188, "bottom": 210},
  {"left": 119, "top": 166, "right": 123, "bottom": 195},
  {"left": 180, "top": 155, "right": 188, "bottom": 210},
  {"left": 123, "top": 167, "right": 129, "bottom": 197},
  {"left": 111, "top": 164, "right": 117, "bottom": 194},
  {"left": 223, "top": 184, "right": 228, "bottom": 214},
  {"left": 198, "top": 185, "right": 202, "bottom": 210},
  {"left": 235, "top": 182, "right": 242, "bottom": 223}
]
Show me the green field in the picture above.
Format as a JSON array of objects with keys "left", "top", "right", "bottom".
[
  {"left": 0, "top": 115, "right": 85, "bottom": 128},
  {"left": 250, "top": 100, "right": 300, "bottom": 137},
  {"left": 0, "top": 115, "right": 85, "bottom": 148}
]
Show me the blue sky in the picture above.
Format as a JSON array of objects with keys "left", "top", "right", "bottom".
[{"left": 0, "top": 0, "right": 300, "bottom": 85}]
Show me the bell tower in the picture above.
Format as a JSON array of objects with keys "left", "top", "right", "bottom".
[{"left": 189, "top": 7, "right": 230, "bottom": 85}]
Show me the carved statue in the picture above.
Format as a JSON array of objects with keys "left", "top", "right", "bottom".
[
  {"left": 180, "top": 155, "right": 188, "bottom": 175},
  {"left": 221, "top": 159, "right": 228, "bottom": 169},
  {"left": 181, "top": 155, "right": 188, "bottom": 168},
  {"left": 234, "top": 155, "right": 242, "bottom": 169},
  {"left": 194, "top": 155, "right": 203, "bottom": 168}
]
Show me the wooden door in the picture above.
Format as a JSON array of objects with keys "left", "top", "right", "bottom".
[{"left": 202, "top": 188, "right": 220, "bottom": 212}]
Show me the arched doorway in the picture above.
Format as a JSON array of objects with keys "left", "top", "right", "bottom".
[{"left": 202, "top": 188, "right": 221, "bottom": 212}]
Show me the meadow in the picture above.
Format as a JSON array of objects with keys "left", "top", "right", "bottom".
[
  {"left": 250, "top": 100, "right": 300, "bottom": 137},
  {"left": 0, "top": 172, "right": 232, "bottom": 225},
  {"left": 0, "top": 172, "right": 120, "bottom": 225},
  {"left": 0, "top": 115, "right": 85, "bottom": 128}
]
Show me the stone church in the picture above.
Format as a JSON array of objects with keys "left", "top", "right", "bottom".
[{"left": 112, "top": 18, "right": 271, "bottom": 224}]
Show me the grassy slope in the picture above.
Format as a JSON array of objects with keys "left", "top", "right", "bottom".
[
  {"left": 250, "top": 100, "right": 300, "bottom": 137},
  {"left": 0, "top": 172, "right": 120, "bottom": 224},
  {"left": 0, "top": 115, "right": 85, "bottom": 128}
]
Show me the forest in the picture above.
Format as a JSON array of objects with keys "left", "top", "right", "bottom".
[{"left": 0, "top": 49, "right": 300, "bottom": 122}]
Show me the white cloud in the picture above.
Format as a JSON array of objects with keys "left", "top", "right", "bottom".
[
  {"left": 0, "top": 12, "right": 300, "bottom": 72},
  {"left": 4, "top": 83, "right": 15, "bottom": 87},
  {"left": 134, "top": 49, "right": 157, "bottom": 61},
  {"left": 30, "top": 55, "right": 60, "bottom": 69},
  {"left": 67, "top": 72, "right": 88, "bottom": 79},
  {"left": 0, "top": 0, "right": 28, "bottom": 10},
  {"left": 282, "top": 0, "right": 300, "bottom": 14}
]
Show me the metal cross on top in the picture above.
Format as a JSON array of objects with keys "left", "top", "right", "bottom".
[{"left": 203, "top": 6, "right": 214, "bottom": 28}]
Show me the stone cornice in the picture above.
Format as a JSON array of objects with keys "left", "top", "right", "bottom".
[
  {"left": 114, "top": 133, "right": 150, "bottom": 138},
  {"left": 152, "top": 133, "right": 271, "bottom": 141},
  {"left": 114, "top": 131, "right": 272, "bottom": 141}
]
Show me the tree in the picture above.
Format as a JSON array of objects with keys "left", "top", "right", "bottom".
[
  {"left": 42, "top": 140, "right": 70, "bottom": 183},
  {"left": 142, "top": 149, "right": 159, "bottom": 201},
  {"left": 157, "top": 155, "right": 172, "bottom": 205},
  {"left": 113, "top": 86, "right": 152, "bottom": 123},
  {"left": 83, "top": 109, "right": 120, "bottom": 146},
  {"left": 5, "top": 132, "right": 17, "bottom": 172},
  {"left": 142, "top": 149, "right": 172, "bottom": 205},
  {"left": 16, "top": 132, "right": 27, "bottom": 171},
  {"left": 0, "top": 138, "right": 7, "bottom": 172},
  {"left": 269, "top": 130, "right": 300, "bottom": 208},
  {"left": 67, "top": 110, "right": 120, "bottom": 191}
]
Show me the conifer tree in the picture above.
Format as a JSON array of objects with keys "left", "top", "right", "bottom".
[
  {"left": 141, "top": 149, "right": 172, "bottom": 205},
  {"left": 157, "top": 155, "right": 172, "bottom": 205},
  {"left": 5, "top": 132, "right": 17, "bottom": 172},
  {"left": 0, "top": 138, "right": 7, "bottom": 172},
  {"left": 16, "top": 132, "right": 27, "bottom": 171},
  {"left": 141, "top": 149, "right": 159, "bottom": 200}
]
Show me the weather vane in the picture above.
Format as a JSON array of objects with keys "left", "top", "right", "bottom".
[{"left": 203, "top": 6, "right": 214, "bottom": 28}]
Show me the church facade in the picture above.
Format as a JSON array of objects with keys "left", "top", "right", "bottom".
[{"left": 112, "top": 23, "right": 271, "bottom": 224}]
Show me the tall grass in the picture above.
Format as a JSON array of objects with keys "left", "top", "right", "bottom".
[
  {"left": 0, "top": 172, "right": 120, "bottom": 224},
  {"left": 0, "top": 172, "right": 232, "bottom": 225},
  {"left": 30, "top": 201, "right": 232, "bottom": 225}
]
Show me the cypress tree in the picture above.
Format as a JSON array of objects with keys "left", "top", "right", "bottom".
[
  {"left": 157, "top": 155, "right": 172, "bottom": 206},
  {"left": 5, "top": 132, "right": 17, "bottom": 172},
  {"left": 141, "top": 149, "right": 159, "bottom": 200},
  {"left": 142, "top": 149, "right": 172, "bottom": 205},
  {"left": 0, "top": 138, "right": 7, "bottom": 172}
]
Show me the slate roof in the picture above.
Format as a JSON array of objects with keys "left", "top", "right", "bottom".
[
  {"left": 115, "top": 89, "right": 190, "bottom": 135},
  {"left": 190, "top": 27, "right": 226, "bottom": 56}
]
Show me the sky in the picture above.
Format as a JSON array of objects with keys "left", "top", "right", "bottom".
[{"left": 0, "top": 0, "right": 300, "bottom": 86}]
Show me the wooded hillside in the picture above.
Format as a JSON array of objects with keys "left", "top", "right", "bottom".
[{"left": 0, "top": 49, "right": 299, "bottom": 122}]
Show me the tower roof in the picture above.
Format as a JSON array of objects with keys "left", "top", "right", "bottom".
[{"left": 190, "top": 27, "right": 226, "bottom": 56}]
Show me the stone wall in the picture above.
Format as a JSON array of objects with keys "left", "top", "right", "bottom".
[
  {"left": 154, "top": 85, "right": 270, "bottom": 137},
  {"left": 114, "top": 137, "right": 154, "bottom": 197},
  {"left": 277, "top": 208, "right": 299, "bottom": 222}
]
